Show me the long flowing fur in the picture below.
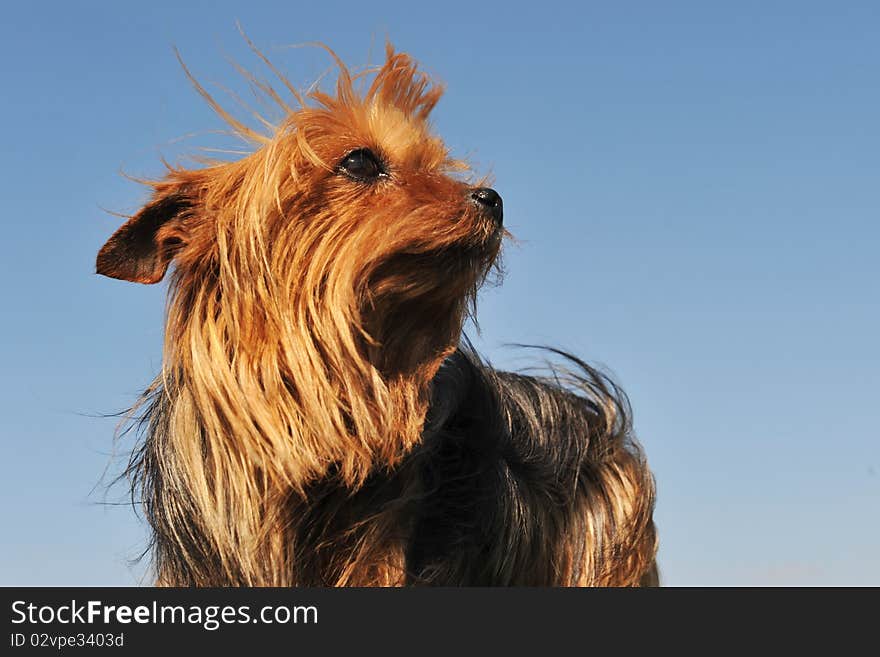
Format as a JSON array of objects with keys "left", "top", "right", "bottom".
[
  {"left": 414, "top": 347, "right": 658, "bottom": 585},
  {"left": 100, "top": 42, "right": 658, "bottom": 586}
]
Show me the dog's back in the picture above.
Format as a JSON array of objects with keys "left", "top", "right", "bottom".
[{"left": 406, "top": 348, "right": 658, "bottom": 585}]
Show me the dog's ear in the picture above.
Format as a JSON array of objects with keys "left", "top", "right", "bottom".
[{"left": 96, "top": 185, "right": 196, "bottom": 284}]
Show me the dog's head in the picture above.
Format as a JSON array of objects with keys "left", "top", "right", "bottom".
[
  {"left": 97, "top": 44, "right": 504, "bottom": 486},
  {"left": 98, "top": 44, "right": 503, "bottom": 378}
]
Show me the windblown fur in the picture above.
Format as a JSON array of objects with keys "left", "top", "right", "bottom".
[{"left": 98, "top": 40, "right": 658, "bottom": 586}]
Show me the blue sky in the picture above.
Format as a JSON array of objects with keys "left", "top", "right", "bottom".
[{"left": 1, "top": 1, "right": 877, "bottom": 585}]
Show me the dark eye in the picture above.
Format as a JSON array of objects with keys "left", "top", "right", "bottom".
[{"left": 338, "top": 148, "right": 386, "bottom": 181}]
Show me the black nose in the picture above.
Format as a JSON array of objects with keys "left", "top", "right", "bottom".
[{"left": 470, "top": 187, "right": 503, "bottom": 225}]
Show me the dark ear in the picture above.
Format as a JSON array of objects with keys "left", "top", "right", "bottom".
[{"left": 96, "top": 190, "right": 193, "bottom": 284}]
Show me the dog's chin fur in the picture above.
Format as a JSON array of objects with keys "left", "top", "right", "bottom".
[{"left": 100, "top": 41, "right": 658, "bottom": 586}]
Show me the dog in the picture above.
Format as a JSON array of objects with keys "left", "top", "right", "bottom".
[{"left": 97, "top": 41, "right": 658, "bottom": 586}]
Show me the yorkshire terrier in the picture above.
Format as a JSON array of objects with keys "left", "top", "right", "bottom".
[{"left": 97, "top": 42, "right": 658, "bottom": 586}]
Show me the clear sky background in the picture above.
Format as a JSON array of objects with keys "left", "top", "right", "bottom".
[{"left": 1, "top": 1, "right": 877, "bottom": 586}]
